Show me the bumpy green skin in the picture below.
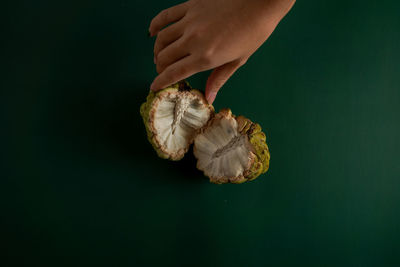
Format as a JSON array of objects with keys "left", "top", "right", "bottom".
[
  {"left": 140, "top": 89, "right": 168, "bottom": 159},
  {"left": 246, "top": 123, "right": 270, "bottom": 181},
  {"left": 219, "top": 112, "right": 270, "bottom": 184},
  {"left": 140, "top": 82, "right": 183, "bottom": 160},
  {"left": 140, "top": 80, "right": 210, "bottom": 161},
  {"left": 241, "top": 117, "right": 270, "bottom": 182}
]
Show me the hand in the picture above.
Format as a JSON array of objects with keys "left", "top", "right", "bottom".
[{"left": 149, "top": 0, "right": 295, "bottom": 104}]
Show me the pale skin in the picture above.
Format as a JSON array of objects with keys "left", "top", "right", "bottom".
[{"left": 149, "top": 0, "right": 296, "bottom": 104}]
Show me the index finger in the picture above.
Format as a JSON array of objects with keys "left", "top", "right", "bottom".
[{"left": 150, "top": 55, "right": 205, "bottom": 91}]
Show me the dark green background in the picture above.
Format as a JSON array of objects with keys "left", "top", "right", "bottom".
[{"left": 2, "top": 0, "right": 400, "bottom": 266}]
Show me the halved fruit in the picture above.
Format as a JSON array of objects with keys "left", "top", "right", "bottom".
[
  {"left": 193, "top": 109, "right": 270, "bottom": 184},
  {"left": 140, "top": 81, "right": 214, "bottom": 160}
]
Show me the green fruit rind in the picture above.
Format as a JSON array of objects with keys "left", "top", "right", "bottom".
[
  {"left": 236, "top": 113, "right": 270, "bottom": 183},
  {"left": 140, "top": 89, "right": 170, "bottom": 159},
  {"left": 140, "top": 82, "right": 186, "bottom": 160}
]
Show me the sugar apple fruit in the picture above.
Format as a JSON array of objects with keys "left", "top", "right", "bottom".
[
  {"left": 140, "top": 81, "right": 214, "bottom": 160},
  {"left": 193, "top": 109, "right": 270, "bottom": 184},
  {"left": 140, "top": 81, "right": 270, "bottom": 184}
]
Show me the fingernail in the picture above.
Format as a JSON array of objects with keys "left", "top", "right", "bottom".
[{"left": 206, "top": 92, "right": 217, "bottom": 104}]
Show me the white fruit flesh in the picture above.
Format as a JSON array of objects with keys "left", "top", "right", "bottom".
[
  {"left": 152, "top": 91, "right": 211, "bottom": 157},
  {"left": 194, "top": 112, "right": 254, "bottom": 180}
]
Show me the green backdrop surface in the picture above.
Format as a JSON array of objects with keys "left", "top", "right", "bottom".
[{"left": 2, "top": 0, "right": 400, "bottom": 266}]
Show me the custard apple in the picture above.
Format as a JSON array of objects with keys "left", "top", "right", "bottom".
[
  {"left": 193, "top": 109, "right": 270, "bottom": 184},
  {"left": 140, "top": 81, "right": 270, "bottom": 183},
  {"left": 140, "top": 81, "right": 214, "bottom": 160}
]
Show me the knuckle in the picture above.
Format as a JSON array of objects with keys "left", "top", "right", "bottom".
[
  {"left": 203, "top": 47, "right": 214, "bottom": 59},
  {"left": 174, "top": 39, "right": 184, "bottom": 51},
  {"left": 191, "top": 29, "right": 202, "bottom": 40},
  {"left": 199, "top": 51, "right": 213, "bottom": 67},
  {"left": 199, "top": 56, "right": 211, "bottom": 68},
  {"left": 176, "top": 64, "right": 188, "bottom": 76},
  {"left": 184, "top": 30, "right": 201, "bottom": 45}
]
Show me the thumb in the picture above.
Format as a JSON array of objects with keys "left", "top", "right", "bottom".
[{"left": 205, "top": 59, "right": 243, "bottom": 104}]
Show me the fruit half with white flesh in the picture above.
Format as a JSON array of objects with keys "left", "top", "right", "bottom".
[
  {"left": 193, "top": 109, "right": 270, "bottom": 184},
  {"left": 140, "top": 81, "right": 214, "bottom": 160}
]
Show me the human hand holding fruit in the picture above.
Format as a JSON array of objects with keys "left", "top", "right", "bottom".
[{"left": 149, "top": 0, "right": 296, "bottom": 104}]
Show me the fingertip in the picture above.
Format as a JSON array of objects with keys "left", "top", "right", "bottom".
[
  {"left": 148, "top": 22, "right": 157, "bottom": 37},
  {"left": 149, "top": 30, "right": 156, "bottom": 37},
  {"left": 204, "top": 80, "right": 216, "bottom": 104},
  {"left": 206, "top": 91, "right": 217, "bottom": 105},
  {"left": 148, "top": 18, "right": 156, "bottom": 36},
  {"left": 150, "top": 81, "right": 157, "bottom": 91},
  {"left": 150, "top": 78, "right": 163, "bottom": 92}
]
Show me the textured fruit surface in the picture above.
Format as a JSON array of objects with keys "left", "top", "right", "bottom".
[
  {"left": 193, "top": 109, "right": 270, "bottom": 184},
  {"left": 140, "top": 81, "right": 214, "bottom": 160}
]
